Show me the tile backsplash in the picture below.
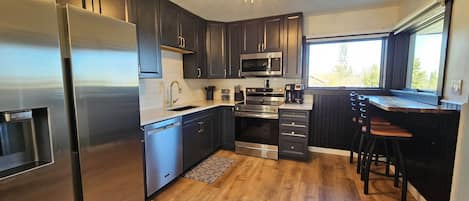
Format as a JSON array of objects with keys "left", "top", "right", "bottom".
[
  {"left": 139, "top": 50, "right": 305, "bottom": 110},
  {"left": 139, "top": 50, "right": 206, "bottom": 110}
]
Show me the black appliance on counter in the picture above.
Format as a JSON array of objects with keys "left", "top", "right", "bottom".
[
  {"left": 234, "top": 85, "right": 244, "bottom": 101},
  {"left": 285, "top": 84, "right": 305, "bottom": 104},
  {"left": 205, "top": 86, "right": 216, "bottom": 100},
  {"left": 234, "top": 87, "right": 285, "bottom": 160}
]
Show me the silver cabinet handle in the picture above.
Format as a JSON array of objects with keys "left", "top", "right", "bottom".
[
  {"left": 197, "top": 67, "right": 201, "bottom": 78},
  {"left": 177, "top": 36, "right": 182, "bottom": 48},
  {"left": 257, "top": 43, "right": 261, "bottom": 52},
  {"left": 182, "top": 37, "right": 186, "bottom": 48},
  {"left": 281, "top": 114, "right": 307, "bottom": 119},
  {"left": 224, "top": 69, "right": 227, "bottom": 78},
  {"left": 262, "top": 43, "right": 265, "bottom": 52},
  {"left": 238, "top": 68, "right": 241, "bottom": 77},
  {"left": 280, "top": 123, "right": 306, "bottom": 128},
  {"left": 281, "top": 132, "right": 306, "bottom": 138}
]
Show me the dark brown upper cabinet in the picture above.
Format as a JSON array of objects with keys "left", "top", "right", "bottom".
[
  {"left": 226, "top": 22, "right": 243, "bottom": 78},
  {"left": 242, "top": 17, "right": 283, "bottom": 54},
  {"left": 242, "top": 20, "right": 262, "bottom": 54},
  {"left": 283, "top": 14, "right": 303, "bottom": 79},
  {"left": 57, "top": 0, "right": 130, "bottom": 22},
  {"left": 206, "top": 22, "right": 227, "bottom": 78},
  {"left": 159, "top": 0, "right": 196, "bottom": 52},
  {"left": 263, "top": 17, "right": 283, "bottom": 52},
  {"left": 159, "top": 0, "right": 179, "bottom": 48},
  {"left": 99, "top": 0, "right": 128, "bottom": 21},
  {"left": 183, "top": 19, "right": 206, "bottom": 79},
  {"left": 134, "top": 0, "right": 162, "bottom": 78}
]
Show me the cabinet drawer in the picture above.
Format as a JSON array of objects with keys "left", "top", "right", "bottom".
[
  {"left": 279, "top": 129, "right": 308, "bottom": 138},
  {"left": 279, "top": 136, "right": 308, "bottom": 156},
  {"left": 279, "top": 110, "right": 309, "bottom": 121},
  {"left": 279, "top": 119, "right": 308, "bottom": 129}
]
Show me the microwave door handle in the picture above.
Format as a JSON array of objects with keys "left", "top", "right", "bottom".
[{"left": 267, "top": 58, "right": 272, "bottom": 72}]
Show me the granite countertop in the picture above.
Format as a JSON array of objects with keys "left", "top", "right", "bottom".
[
  {"left": 140, "top": 100, "right": 238, "bottom": 126},
  {"left": 366, "top": 95, "right": 457, "bottom": 114}
]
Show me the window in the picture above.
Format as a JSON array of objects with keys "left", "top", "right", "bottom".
[
  {"left": 407, "top": 19, "right": 444, "bottom": 92},
  {"left": 307, "top": 38, "right": 385, "bottom": 88}
]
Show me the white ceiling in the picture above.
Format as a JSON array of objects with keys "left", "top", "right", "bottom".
[{"left": 170, "top": 0, "right": 400, "bottom": 22}]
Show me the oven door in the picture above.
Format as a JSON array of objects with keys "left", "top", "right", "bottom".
[{"left": 235, "top": 112, "right": 279, "bottom": 145}]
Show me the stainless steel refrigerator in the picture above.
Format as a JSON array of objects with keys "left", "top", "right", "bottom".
[{"left": 0, "top": 1, "right": 144, "bottom": 201}]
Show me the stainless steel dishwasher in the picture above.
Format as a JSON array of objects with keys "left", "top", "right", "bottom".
[{"left": 144, "top": 117, "right": 183, "bottom": 197}]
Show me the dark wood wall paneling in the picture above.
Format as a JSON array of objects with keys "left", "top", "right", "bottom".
[
  {"left": 385, "top": 111, "right": 460, "bottom": 201},
  {"left": 307, "top": 89, "right": 388, "bottom": 149}
]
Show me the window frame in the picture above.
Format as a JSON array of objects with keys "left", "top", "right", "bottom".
[
  {"left": 303, "top": 35, "right": 389, "bottom": 90},
  {"left": 405, "top": 17, "right": 446, "bottom": 94}
]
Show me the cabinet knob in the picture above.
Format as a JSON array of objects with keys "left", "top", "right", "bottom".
[
  {"left": 291, "top": 131, "right": 295, "bottom": 135},
  {"left": 290, "top": 146, "right": 295, "bottom": 150},
  {"left": 292, "top": 122, "right": 295, "bottom": 125}
]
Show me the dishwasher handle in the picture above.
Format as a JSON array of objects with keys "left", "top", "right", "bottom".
[
  {"left": 146, "top": 122, "right": 181, "bottom": 134},
  {"left": 144, "top": 117, "right": 182, "bottom": 135}
]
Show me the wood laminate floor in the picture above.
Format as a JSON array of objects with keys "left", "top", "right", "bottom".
[{"left": 152, "top": 150, "right": 416, "bottom": 201}]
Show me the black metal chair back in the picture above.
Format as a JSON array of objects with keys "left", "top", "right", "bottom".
[
  {"left": 350, "top": 91, "right": 359, "bottom": 122},
  {"left": 358, "top": 96, "right": 371, "bottom": 136}
]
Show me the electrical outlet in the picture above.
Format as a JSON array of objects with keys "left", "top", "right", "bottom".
[{"left": 452, "top": 80, "right": 463, "bottom": 95}]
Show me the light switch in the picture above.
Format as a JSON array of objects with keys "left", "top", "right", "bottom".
[{"left": 452, "top": 80, "right": 463, "bottom": 95}]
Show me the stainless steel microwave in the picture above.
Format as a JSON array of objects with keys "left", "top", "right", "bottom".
[{"left": 240, "top": 52, "right": 282, "bottom": 77}]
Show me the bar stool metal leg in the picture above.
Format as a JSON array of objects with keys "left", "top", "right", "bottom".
[
  {"left": 350, "top": 127, "right": 360, "bottom": 164},
  {"left": 364, "top": 138, "right": 376, "bottom": 195},
  {"left": 393, "top": 139, "right": 408, "bottom": 201},
  {"left": 356, "top": 134, "right": 365, "bottom": 174}
]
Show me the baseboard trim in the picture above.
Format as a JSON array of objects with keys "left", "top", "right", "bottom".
[
  {"left": 308, "top": 146, "right": 350, "bottom": 156},
  {"left": 308, "top": 146, "right": 427, "bottom": 201}
]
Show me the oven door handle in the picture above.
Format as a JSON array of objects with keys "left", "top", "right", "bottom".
[{"left": 234, "top": 112, "right": 278, "bottom": 120}]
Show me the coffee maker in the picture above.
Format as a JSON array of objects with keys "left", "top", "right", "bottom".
[{"left": 285, "top": 84, "right": 305, "bottom": 104}]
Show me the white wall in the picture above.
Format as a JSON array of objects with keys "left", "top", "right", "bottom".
[
  {"left": 451, "top": 104, "right": 469, "bottom": 201},
  {"left": 304, "top": 6, "right": 400, "bottom": 38},
  {"left": 442, "top": 0, "right": 469, "bottom": 104},
  {"left": 139, "top": 50, "right": 207, "bottom": 110}
]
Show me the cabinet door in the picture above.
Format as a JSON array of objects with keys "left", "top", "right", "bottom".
[
  {"left": 99, "top": 0, "right": 128, "bottom": 21},
  {"left": 206, "top": 22, "right": 227, "bottom": 78},
  {"left": 183, "top": 19, "right": 206, "bottom": 79},
  {"left": 160, "top": 0, "right": 180, "bottom": 48},
  {"left": 179, "top": 11, "right": 197, "bottom": 51},
  {"left": 135, "top": 0, "right": 162, "bottom": 78},
  {"left": 199, "top": 117, "right": 213, "bottom": 158},
  {"left": 227, "top": 23, "right": 242, "bottom": 78},
  {"left": 263, "top": 17, "right": 283, "bottom": 52},
  {"left": 283, "top": 14, "right": 303, "bottom": 78},
  {"left": 242, "top": 20, "right": 261, "bottom": 53},
  {"left": 183, "top": 121, "right": 202, "bottom": 171},
  {"left": 221, "top": 107, "right": 235, "bottom": 150}
]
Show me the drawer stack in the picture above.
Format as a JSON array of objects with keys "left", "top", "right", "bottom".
[{"left": 279, "top": 109, "right": 310, "bottom": 160}]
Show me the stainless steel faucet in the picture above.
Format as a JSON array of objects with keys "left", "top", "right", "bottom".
[{"left": 169, "top": 81, "right": 182, "bottom": 107}]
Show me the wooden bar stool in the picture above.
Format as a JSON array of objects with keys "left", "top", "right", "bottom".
[
  {"left": 349, "top": 92, "right": 391, "bottom": 175},
  {"left": 358, "top": 96, "right": 412, "bottom": 201}
]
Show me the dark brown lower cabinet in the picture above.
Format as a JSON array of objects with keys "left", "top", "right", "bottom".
[{"left": 279, "top": 109, "right": 310, "bottom": 160}]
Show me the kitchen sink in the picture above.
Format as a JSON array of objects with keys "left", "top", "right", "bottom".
[{"left": 167, "top": 105, "right": 199, "bottom": 111}]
